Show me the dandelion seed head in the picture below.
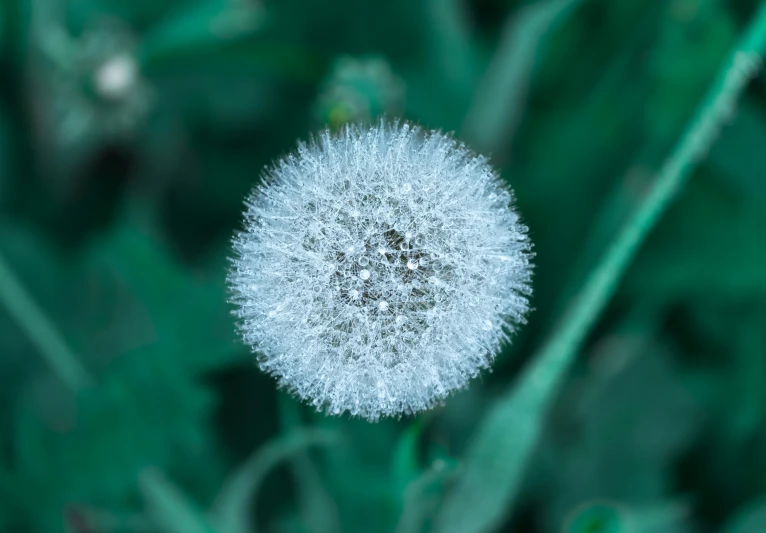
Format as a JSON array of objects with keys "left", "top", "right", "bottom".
[{"left": 229, "top": 121, "right": 533, "bottom": 421}]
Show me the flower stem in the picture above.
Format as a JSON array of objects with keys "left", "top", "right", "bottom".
[
  {"left": 528, "top": 4, "right": 765, "bottom": 398},
  {"left": 435, "top": 4, "right": 766, "bottom": 533}
]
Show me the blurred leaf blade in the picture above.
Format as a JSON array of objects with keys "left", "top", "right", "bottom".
[
  {"left": 391, "top": 421, "right": 422, "bottom": 499},
  {"left": 139, "top": 0, "right": 267, "bottom": 67},
  {"left": 462, "top": 0, "right": 586, "bottom": 152},
  {"left": 0, "top": 250, "right": 91, "bottom": 391},
  {"left": 433, "top": 5, "right": 766, "bottom": 533},
  {"left": 724, "top": 496, "right": 766, "bottom": 533},
  {"left": 140, "top": 468, "right": 215, "bottom": 533},
  {"left": 394, "top": 459, "right": 456, "bottom": 533},
  {"left": 277, "top": 394, "right": 339, "bottom": 533},
  {"left": 211, "top": 429, "right": 339, "bottom": 533}
]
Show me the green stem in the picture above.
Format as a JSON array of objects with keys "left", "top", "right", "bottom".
[
  {"left": 0, "top": 252, "right": 92, "bottom": 391},
  {"left": 462, "top": 0, "right": 585, "bottom": 153},
  {"left": 528, "top": 5, "right": 765, "bottom": 395},
  {"left": 434, "top": 5, "right": 766, "bottom": 533}
]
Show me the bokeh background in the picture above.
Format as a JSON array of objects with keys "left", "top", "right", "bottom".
[{"left": 1, "top": 0, "right": 766, "bottom": 531}]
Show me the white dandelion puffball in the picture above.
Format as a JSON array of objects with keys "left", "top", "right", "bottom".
[{"left": 229, "top": 121, "right": 533, "bottom": 421}]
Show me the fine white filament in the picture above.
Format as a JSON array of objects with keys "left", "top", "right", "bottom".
[{"left": 229, "top": 121, "right": 532, "bottom": 421}]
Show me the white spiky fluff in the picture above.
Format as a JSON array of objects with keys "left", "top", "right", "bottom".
[{"left": 229, "top": 121, "right": 533, "bottom": 421}]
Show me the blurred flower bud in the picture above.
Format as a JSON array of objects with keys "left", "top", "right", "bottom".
[{"left": 314, "top": 56, "right": 405, "bottom": 128}]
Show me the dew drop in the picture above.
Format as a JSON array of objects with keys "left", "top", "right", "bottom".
[
  {"left": 350, "top": 289, "right": 360, "bottom": 299},
  {"left": 428, "top": 276, "right": 442, "bottom": 287},
  {"left": 402, "top": 183, "right": 412, "bottom": 193},
  {"left": 407, "top": 260, "right": 417, "bottom": 270},
  {"left": 395, "top": 315, "right": 405, "bottom": 325},
  {"left": 379, "top": 301, "right": 389, "bottom": 312},
  {"left": 359, "top": 269, "right": 371, "bottom": 280},
  {"left": 358, "top": 256, "right": 369, "bottom": 267}
]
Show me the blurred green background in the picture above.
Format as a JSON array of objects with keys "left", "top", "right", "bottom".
[{"left": 2, "top": 0, "right": 766, "bottom": 532}]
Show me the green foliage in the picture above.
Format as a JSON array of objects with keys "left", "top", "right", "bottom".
[
  {"left": 462, "top": 0, "right": 586, "bottom": 152},
  {"left": 210, "top": 429, "right": 338, "bottom": 533},
  {"left": 433, "top": 9, "right": 766, "bottom": 531},
  {"left": 2, "top": 0, "right": 766, "bottom": 532},
  {"left": 710, "top": 97, "right": 766, "bottom": 206},
  {"left": 140, "top": 469, "right": 215, "bottom": 533},
  {"left": 724, "top": 497, "right": 766, "bottom": 533}
]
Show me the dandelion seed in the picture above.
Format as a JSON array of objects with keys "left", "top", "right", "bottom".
[{"left": 229, "top": 121, "right": 533, "bottom": 421}]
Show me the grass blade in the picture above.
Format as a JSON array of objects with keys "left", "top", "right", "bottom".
[
  {"left": 140, "top": 469, "right": 215, "bottom": 533},
  {"left": 462, "top": 0, "right": 585, "bottom": 153},
  {"left": 277, "top": 395, "right": 340, "bottom": 533},
  {"left": 0, "top": 251, "right": 91, "bottom": 391},
  {"left": 138, "top": 0, "right": 266, "bottom": 67},
  {"left": 395, "top": 460, "right": 455, "bottom": 533},
  {"left": 434, "top": 5, "right": 766, "bottom": 533},
  {"left": 211, "top": 429, "right": 338, "bottom": 533},
  {"left": 724, "top": 496, "right": 766, "bottom": 533}
]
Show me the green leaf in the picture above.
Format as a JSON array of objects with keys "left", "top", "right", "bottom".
[
  {"left": 140, "top": 468, "right": 215, "bottom": 533},
  {"left": 314, "top": 417, "right": 401, "bottom": 533},
  {"left": 563, "top": 501, "right": 628, "bottom": 533},
  {"left": 139, "top": 0, "right": 267, "bottom": 67},
  {"left": 433, "top": 8, "right": 766, "bottom": 533},
  {"left": 629, "top": 501, "right": 690, "bottom": 533},
  {"left": 81, "top": 219, "right": 242, "bottom": 374},
  {"left": 211, "top": 429, "right": 339, "bottom": 533},
  {"left": 709, "top": 97, "right": 766, "bottom": 207},
  {"left": 391, "top": 421, "right": 422, "bottom": 499},
  {"left": 394, "top": 459, "right": 456, "bottom": 533},
  {"left": 277, "top": 394, "right": 339, "bottom": 533},
  {"left": 536, "top": 337, "right": 700, "bottom": 529},
  {"left": 624, "top": 170, "right": 766, "bottom": 302},
  {"left": 0, "top": 247, "right": 91, "bottom": 392},
  {"left": 0, "top": 107, "right": 10, "bottom": 204},
  {"left": 563, "top": 500, "right": 689, "bottom": 533},
  {"left": 10, "top": 341, "right": 220, "bottom": 531},
  {"left": 724, "top": 496, "right": 766, "bottom": 533},
  {"left": 462, "top": 0, "right": 587, "bottom": 153},
  {"left": 421, "top": 0, "right": 481, "bottom": 111}
]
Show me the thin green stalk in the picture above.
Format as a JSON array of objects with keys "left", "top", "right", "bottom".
[
  {"left": 528, "top": 13, "right": 764, "bottom": 393},
  {"left": 434, "top": 5, "right": 766, "bottom": 533},
  {"left": 139, "top": 469, "right": 214, "bottom": 533},
  {"left": 0, "top": 252, "right": 92, "bottom": 391},
  {"left": 277, "top": 394, "right": 340, "bottom": 533},
  {"left": 211, "top": 429, "right": 338, "bottom": 533},
  {"left": 462, "top": 0, "right": 585, "bottom": 153}
]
